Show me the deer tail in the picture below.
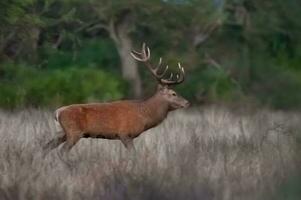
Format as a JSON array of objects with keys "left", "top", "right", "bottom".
[
  {"left": 54, "top": 107, "right": 65, "bottom": 123},
  {"left": 54, "top": 109, "right": 59, "bottom": 122}
]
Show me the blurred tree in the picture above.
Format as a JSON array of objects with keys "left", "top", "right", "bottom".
[
  {"left": 210, "top": 0, "right": 301, "bottom": 108},
  {"left": 0, "top": 0, "right": 79, "bottom": 62},
  {"left": 75, "top": 0, "right": 222, "bottom": 97},
  {"left": 74, "top": 0, "right": 162, "bottom": 97},
  {"left": 1, "top": 0, "right": 301, "bottom": 109}
]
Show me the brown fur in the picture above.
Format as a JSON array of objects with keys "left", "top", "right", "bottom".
[{"left": 44, "top": 86, "right": 189, "bottom": 153}]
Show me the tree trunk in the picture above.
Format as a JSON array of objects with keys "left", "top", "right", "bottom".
[
  {"left": 108, "top": 18, "right": 142, "bottom": 98},
  {"left": 116, "top": 31, "right": 142, "bottom": 98},
  {"left": 23, "top": 26, "right": 40, "bottom": 62}
]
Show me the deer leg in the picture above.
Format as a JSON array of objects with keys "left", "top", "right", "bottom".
[
  {"left": 57, "top": 134, "right": 81, "bottom": 167},
  {"left": 43, "top": 134, "right": 66, "bottom": 156},
  {"left": 60, "top": 134, "right": 81, "bottom": 153},
  {"left": 120, "top": 137, "right": 135, "bottom": 151},
  {"left": 120, "top": 137, "right": 137, "bottom": 166},
  {"left": 60, "top": 132, "right": 79, "bottom": 152}
]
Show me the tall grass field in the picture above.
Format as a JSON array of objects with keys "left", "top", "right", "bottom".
[{"left": 0, "top": 106, "right": 300, "bottom": 200}]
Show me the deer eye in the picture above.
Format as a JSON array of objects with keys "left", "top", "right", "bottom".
[{"left": 172, "top": 93, "right": 176, "bottom": 96}]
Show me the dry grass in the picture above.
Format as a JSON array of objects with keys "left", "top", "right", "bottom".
[{"left": 0, "top": 106, "right": 300, "bottom": 200}]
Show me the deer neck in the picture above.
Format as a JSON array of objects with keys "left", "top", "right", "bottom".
[{"left": 140, "top": 93, "right": 169, "bottom": 129}]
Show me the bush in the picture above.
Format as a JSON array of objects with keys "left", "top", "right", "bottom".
[
  {"left": 177, "top": 65, "right": 243, "bottom": 104},
  {"left": 40, "top": 38, "right": 120, "bottom": 73},
  {"left": 250, "top": 50, "right": 301, "bottom": 109},
  {"left": 0, "top": 63, "right": 127, "bottom": 109}
]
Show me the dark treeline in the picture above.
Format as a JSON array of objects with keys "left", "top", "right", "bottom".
[{"left": 0, "top": 0, "right": 301, "bottom": 109}]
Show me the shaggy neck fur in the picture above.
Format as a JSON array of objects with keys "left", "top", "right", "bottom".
[{"left": 139, "top": 92, "right": 169, "bottom": 129}]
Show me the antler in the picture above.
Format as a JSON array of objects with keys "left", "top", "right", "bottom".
[{"left": 131, "top": 43, "right": 185, "bottom": 86}]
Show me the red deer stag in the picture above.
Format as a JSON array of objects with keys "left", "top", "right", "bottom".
[{"left": 44, "top": 43, "right": 189, "bottom": 154}]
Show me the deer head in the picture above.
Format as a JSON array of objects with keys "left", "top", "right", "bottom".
[{"left": 131, "top": 43, "right": 190, "bottom": 110}]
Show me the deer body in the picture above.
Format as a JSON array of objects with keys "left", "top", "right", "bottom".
[
  {"left": 44, "top": 43, "right": 189, "bottom": 154},
  {"left": 56, "top": 93, "right": 170, "bottom": 141}
]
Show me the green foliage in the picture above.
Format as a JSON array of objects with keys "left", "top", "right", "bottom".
[
  {"left": 249, "top": 50, "right": 301, "bottom": 109},
  {"left": 1, "top": 0, "right": 301, "bottom": 109},
  {"left": 0, "top": 63, "right": 127, "bottom": 109},
  {"left": 177, "top": 65, "right": 242, "bottom": 104},
  {"left": 41, "top": 39, "right": 120, "bottom": 72}
]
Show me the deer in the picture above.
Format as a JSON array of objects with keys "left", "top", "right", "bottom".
[{"left": 43, "top": 43, "right": 189, "bottom": 155}]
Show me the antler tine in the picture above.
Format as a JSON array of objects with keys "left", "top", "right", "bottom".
[
  {"left": 142, "top": 43, "right": 151, "bottom": 60},
  {"left": 131, "top": 50, "right": 143, "bottom": 55},
  {"left": 155, "top": 64, "right": 169, "bottom": 78},
  {"left": 156, "top": 57, "right": 162, "bottom": 70},
  {"left": 175, "top": 62, "right": 185, "bottom": 83},
  {"left": 131, "top": 43, "right": 185, "bottom": 86},
  {"left": 148, "top": 56, "right": 172, "bottom": 80},
  {"left": 151, "top": 57, "right": 162, "bottom": 73},
  {"left": 130, "top": 51, "right": 144, "bottom": 61},
  {"left": 179, "top": 63, "right": 184, "bottom": 74},
  {"left": 130, "top": 42, "right": 151, "bottom": 62},
  {"left": 159, "top": 62, "right": 185, "bottom": 85},
  {"left": 168, "top": 73, "right": 173, "bottom": 80}
]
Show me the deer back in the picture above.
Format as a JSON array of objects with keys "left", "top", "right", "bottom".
[{"left": 56, "top": 102, "right": 148, "bottom": 138}]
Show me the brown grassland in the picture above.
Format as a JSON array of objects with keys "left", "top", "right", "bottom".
[{"left": 0, "top": 106, "right": 300, "bottom": 200}]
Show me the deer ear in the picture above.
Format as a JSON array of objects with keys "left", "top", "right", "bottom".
[{"left": 157, "top": 84, "right": 168, "bottom": 91}]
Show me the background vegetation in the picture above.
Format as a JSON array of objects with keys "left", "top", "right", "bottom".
[
  {"left": 0, "top": 1, "right": 301, "bottom": 199},
  {"left": 0, "top": 0, "right": 301, "bottom": 109}
]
